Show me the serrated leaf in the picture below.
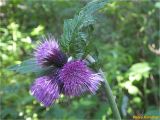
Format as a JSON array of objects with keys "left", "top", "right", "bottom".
[{"left": 60, "top": 0, "right": 108, "bottom": 57}]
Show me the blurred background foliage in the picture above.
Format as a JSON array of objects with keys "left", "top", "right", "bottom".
[{"left": 0, "top": 0, "right": 160, "bottom": 119}]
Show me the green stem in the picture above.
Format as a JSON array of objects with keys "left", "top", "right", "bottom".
[
  {"left": 87, "top": 55, "right": 121, "bottom": 119},
  {"left": 99, "top": 69, "right": 121, "bottom": 119}
]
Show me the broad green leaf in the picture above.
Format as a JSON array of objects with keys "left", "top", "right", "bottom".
[
  {"left": 7, "top": 58, "right": 54, "bottom": 75},
  {"left": 127, "top": 62, "right": 151, "bottom": 81}
]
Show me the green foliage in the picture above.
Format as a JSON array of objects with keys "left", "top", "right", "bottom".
[
  {"left": 7, "top": 0, "right": 108, "bottom": 74},
  {"left": 60, "top": 0, "right": 108, "bottom": 58},
  {"left": 1, "top": 0, "right": 159, "bottom": 119},
  {"left": 127, "top": 62, "right": 151, "bottom": 81},
  {"left": 8, "top": 59, "right": 41, "bottom": 74},
  {"left": 7, "top": 58, "right": 54, "bottom": 76},
  {"left": 145, "top": 106, "right": 160, "bottom": 116}
]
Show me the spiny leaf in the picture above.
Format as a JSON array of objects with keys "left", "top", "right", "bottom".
[{"left": 60, "top": 0, "right": 108, "bottom": 57}]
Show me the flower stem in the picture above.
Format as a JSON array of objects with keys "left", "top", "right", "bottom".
[
  {"left": 99, "top": 69, "right": 121, "bottom": 119},
  {"left": 86, "top": 55, "right": 121, "bottom": 119}
]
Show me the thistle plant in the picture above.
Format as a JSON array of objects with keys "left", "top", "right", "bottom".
[
  {"left": 30, "top": 38, "right": 102, "bottom": 106},
  {"left": 8, "top": 0, "right": 121, "bottom": 119}
]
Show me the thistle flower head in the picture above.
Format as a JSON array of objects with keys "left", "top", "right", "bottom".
[
  {"left": 31, "top": 37, "right": 102, "bottom": 107},
  {"left": 30, "top": 74, "right": 60, "bottom": 107},
  {"left": 34, "top": 37, "right": 67, "bottom": 67},
  {"left": 59, "top": 60, "right": 102, "bottom": 96}
]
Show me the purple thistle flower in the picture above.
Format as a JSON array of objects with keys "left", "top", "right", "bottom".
[
  {"left": 34, "top": 37, "right": 67, "bottom": 67},
  {"left": 30, "top": 75, "right": 60, "bottom": 107},
  {"left": 59, "top": 60, "right": 102, "bottom": 96},
  {"left": 31, "top": 37, "right": 102, "bottom": 107}
]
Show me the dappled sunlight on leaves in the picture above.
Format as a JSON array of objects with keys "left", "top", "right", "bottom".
[{"left": 1, "top": 0, "right": 159, "bottom": 119}]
